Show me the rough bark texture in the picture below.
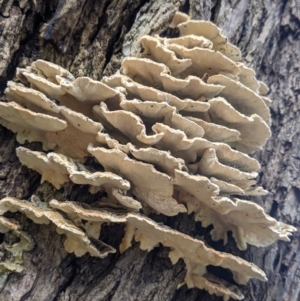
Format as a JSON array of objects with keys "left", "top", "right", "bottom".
[{"left": 0, "top": 0, "right": 299, "bottom": 300}]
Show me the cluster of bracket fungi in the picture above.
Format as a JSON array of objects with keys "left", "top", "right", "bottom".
[{"left": 0, "top": 12, "right": 296, "bottom": 300}]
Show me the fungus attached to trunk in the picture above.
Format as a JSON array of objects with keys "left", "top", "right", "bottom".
[{"left": 0, "top": 11, "right": 296, "bottom": 301}]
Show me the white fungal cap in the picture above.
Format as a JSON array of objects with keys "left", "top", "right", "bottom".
[
  {"left": 167, "top": 44, "right": 240, "bottom": 78},
  {"left": 140, "top": 35, "right": 192, "bottom": 75},
  {"left": 176, "top": 16, "right": 242, "bottom": 61},
  {"left": 5, "top": 81, "right": 61, "bottom": 114},
  {"left": 103, "top": 73, "right": 211, "bottom": 112},
  {"left": 48, "top": 199, "right": 268, "bottom": 300},
  {"left": 31, "top": 59, "right": 75, "bottom": 82},
  {"left": 208, "top": 74, "right": 271, "bottom": 125},
  {"left": 0, "top": 197, "right": 115, "bottom": 258},
  {"left": 88, "top": 145, "right": 187, "bottom": 216},
  {"left": 122, "top": 57, "right": 224, "bottom": 100},
  {"left": 57, "top": 76, "right": 120, "bottom": 103}
]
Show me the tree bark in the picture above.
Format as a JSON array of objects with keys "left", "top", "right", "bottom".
[{"left": 0, "top": 0, "right": 299, "bottom": 300}]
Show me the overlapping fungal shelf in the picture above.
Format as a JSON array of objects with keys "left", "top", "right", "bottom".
[{"left": 0, "top": 12, "right": 296, "bottom": 301}]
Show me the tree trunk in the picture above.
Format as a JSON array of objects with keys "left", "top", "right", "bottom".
[{"left": 0, "top": 0, "right": 299, "bottom": 300}]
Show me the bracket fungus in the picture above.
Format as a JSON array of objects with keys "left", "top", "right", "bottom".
[
  {"left": 0, "top": 11, "right": 296, "bottom": 301},
  {"left": 0, "top": 197, "right": 115, "bottom": 258}
]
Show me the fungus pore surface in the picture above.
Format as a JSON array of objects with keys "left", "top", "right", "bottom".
[{"left": 0, "top": 11, "right": 296, "bottom": 301}]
